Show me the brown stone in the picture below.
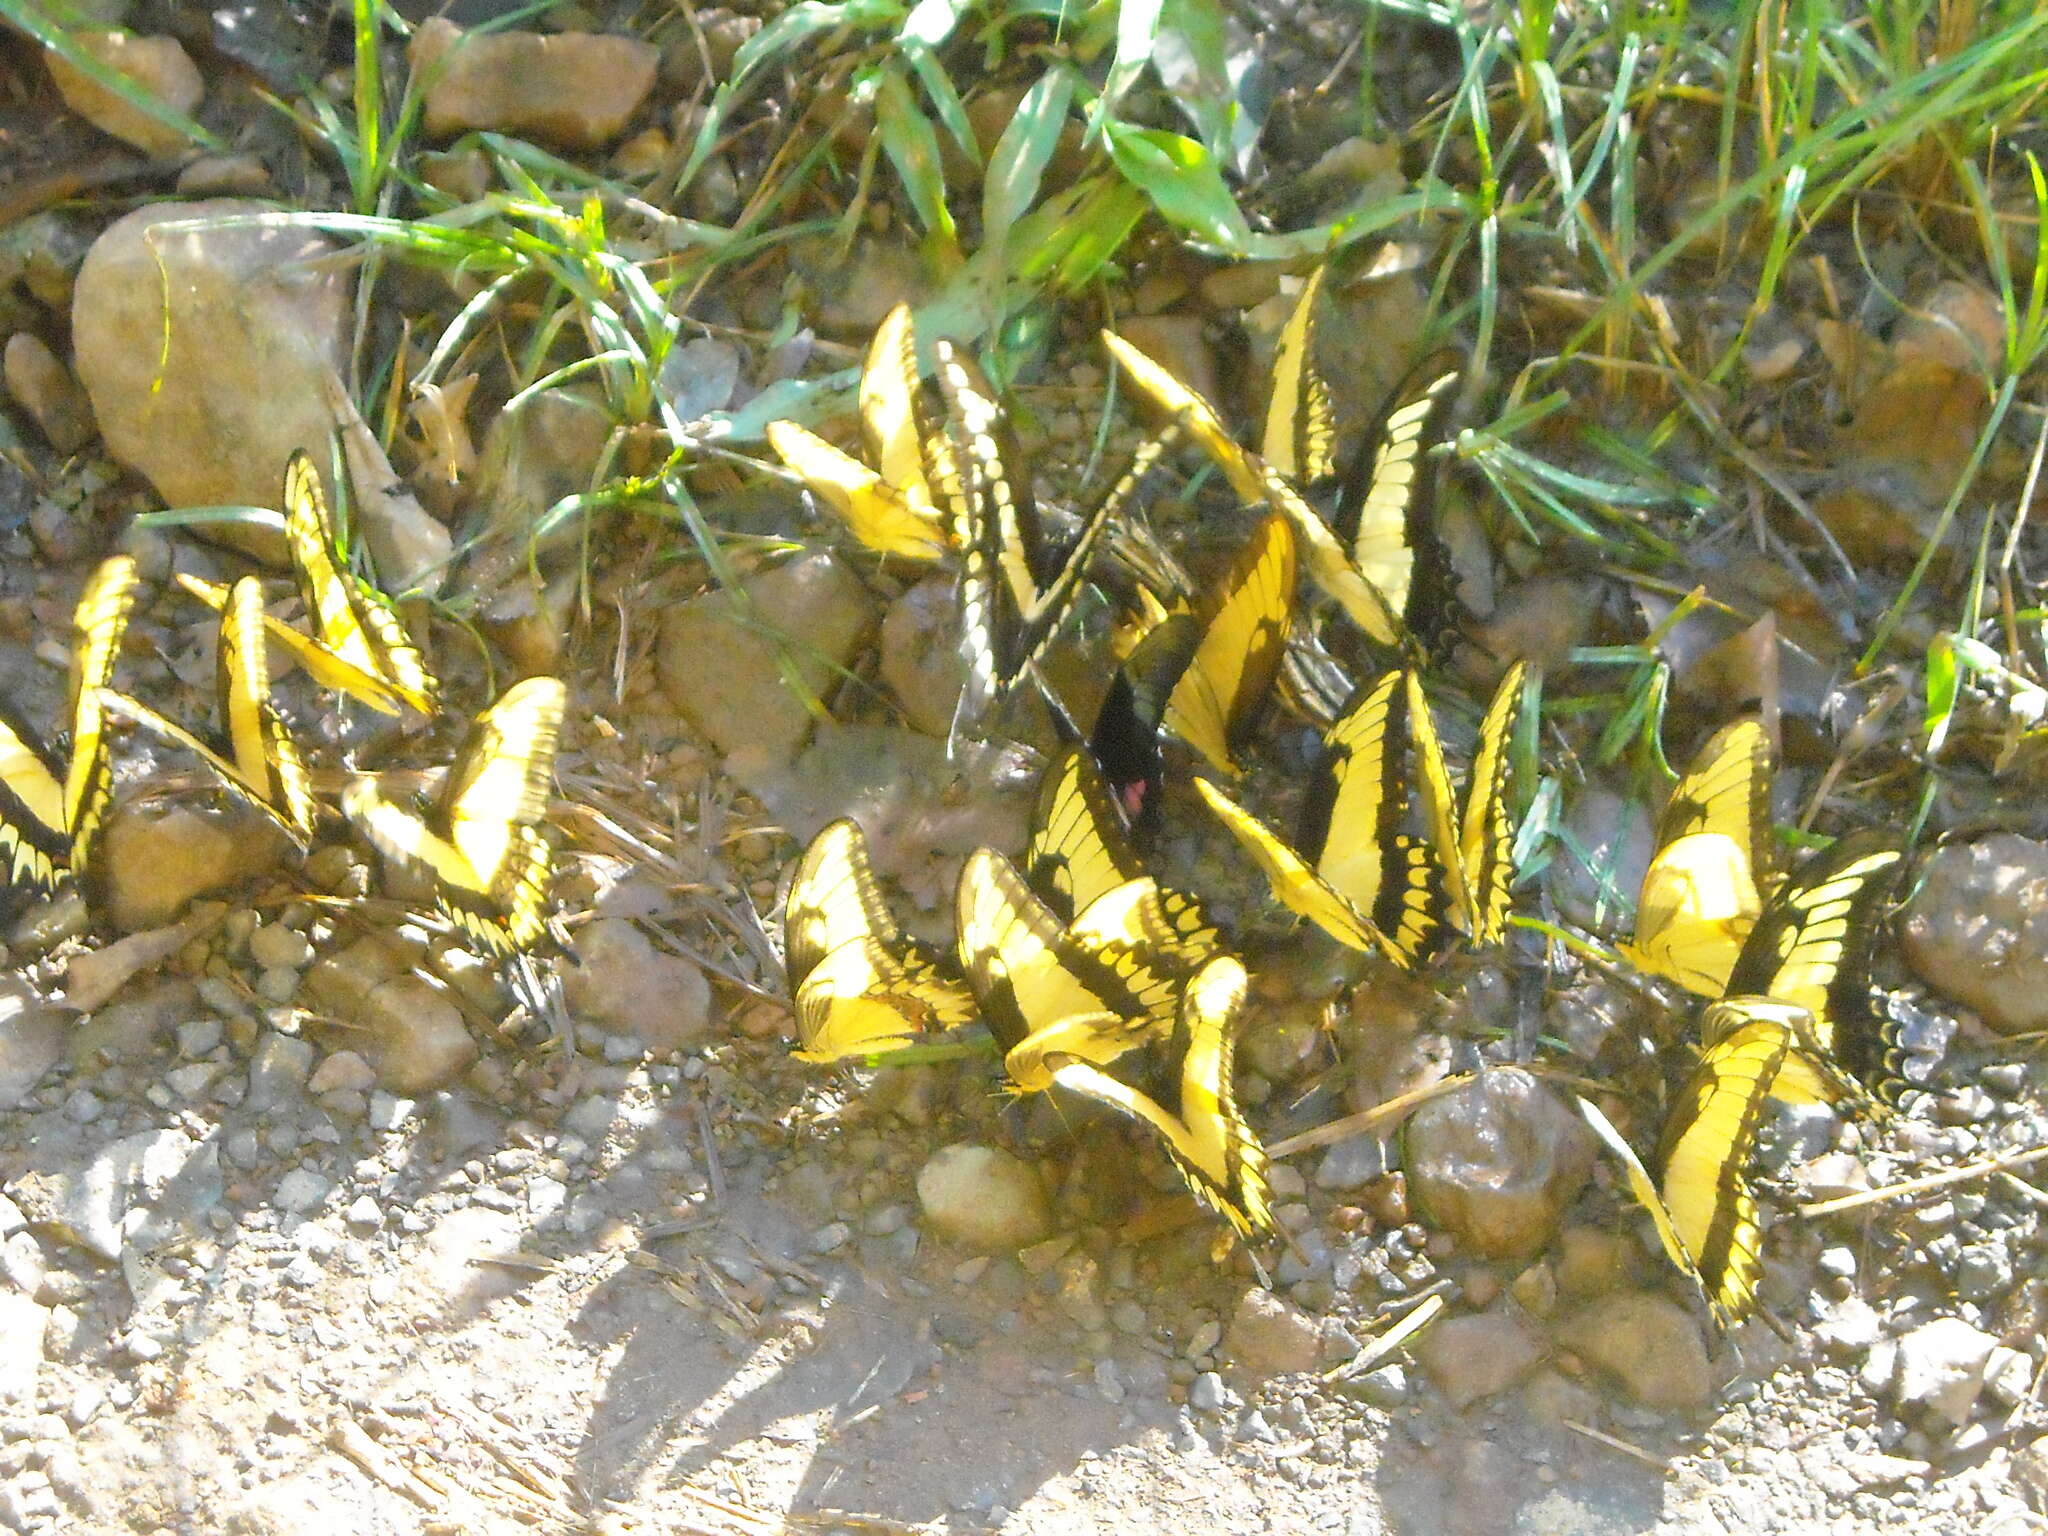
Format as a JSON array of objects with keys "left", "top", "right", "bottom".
[
  {"left": 44, "top": 32, "right": 202, "bottom": 157},
  {"left": 409, "top": 20, "right": 658, "bottom": 151}
]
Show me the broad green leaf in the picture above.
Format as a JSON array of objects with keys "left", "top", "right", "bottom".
[
  {"left": 1103, "top": 122, "right": 1251, "bottom": 248},
  {"left": 875, "top": 65, "right": 957, "bottom": 241},
  {"left": 1010, "top": 176, "right": 1148, "bottom": 291},
  {"left": 982, "top": 66, "right": 1076, "bottom": 248},
  {"left": 909, "top": 48, "right": 978, "bottom": 162}
]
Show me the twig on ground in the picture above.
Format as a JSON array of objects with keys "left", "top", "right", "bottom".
[{"left": 1798, "top": 1143, "right": 2048, "bottom": 1218}]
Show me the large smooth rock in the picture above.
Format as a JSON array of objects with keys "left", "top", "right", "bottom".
[
  {"left": 1892, "top": 1315, "right": 1998, "bottom": 1425},
  {"left": 70, "top": 201, "right": 449, "bottom": 583},
  {"left": 1555, "top": 1290, "right": 1712, "bottom": 1411},
  {"left": 351, "top": 976, "right": 475, "bottom": 1094},
  {"left": 409, "top": 20, "right": 657, "bottom": 150},
  {"left": 915, "top": 1144, "right": 1050, "bottom": 1252},
  {"left": 1225, "top": 1287, "right": 1323, "bottom": 1379},
  {"left": 1405, "top": 1067, "right": 1594, "bottom": 1262},
  {"left": 43, "top": 31, "right": 202, "bottom": 156},
  {"left": 96, "top": 801, "right": 286, "bottom": 933},
  {"left": 655, "top": 552, "right": 877, "bottom": 773},
  {"left": 565, "top": 917, "right": 712, "bottom": 1053},
  {"left": 1901, "top": 834, "right": 2048, "bottom": 1033},
  {"left": 1414, "top": 1309, "right": 1545, "bottom": 1410}
]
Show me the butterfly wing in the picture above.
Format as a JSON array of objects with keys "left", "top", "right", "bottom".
[
  {"left": 1658, "top": 1008, "right": 1855, "bottom": 1324},
  {"left": 218, "top": 578, "right": 318, "bottom": 841},
  {"left": 1301, "top": 671, "right": 1447, "bottom": 965},
  {"left": 1458, "top": 661, "right": 1526, "bottom": 946},
  {"left": 1627, "top": 719, "right": 1774, "bottom": 994},
  {"left": 1048, "top": 954, "right": 1271, "bottom": 1236},
  {"left": 0, "top": 699, "right": 69, "bottom": 894},
  {"left": 1024, "top": 746, "right": 1149, "bottom": 924},
  {"left": 1088, "top": 610, "right": 1199, "bottom": 828},
  {"left": 1194, "top": 776, "right": 1408, "bottom": 967},
  {"left": 1164, "top": 512, "right": 1296, "bottom": 776},
  {"left": 1723, "top": 831, "right": 1905, "bottom": 1081},
  {"left": 64, "top": 555, "right": 137, "bottom": 875},
  {"left": 1262, "top": 267, "right": 1336, "bottom": 484},
  {"left": 176, "top": 572, "right": 406, "bottom": 716},
  {"left": 783, "top": 818, "right": 974, "bottom": 1059},
  {"left": 1574, "top": 1095, "right": 1714, "bottom": 1320},
  {"left": 440, "top": 676, "right": 564, "bottom": 894},
  {"left": 860, "top": 303, "right": 940, "bottom": 517},
  {"left": 281, "top": 451, "right": 437, "bottom": 714},
  {"left": 766, "top": 420, "right": 950, "bottom": 561},
  {"left": 1655, "top": 1017, "right": 1789, "bottom": 1325},
  {"left": 1100, "top": 329, "right": 1263, "bottom": 503},
  {"left": 1331, "top": 369, "right": 1459, "bottom": 635},
  {"left": 98, "top": 689, "right": 310, "bottom": 850}
]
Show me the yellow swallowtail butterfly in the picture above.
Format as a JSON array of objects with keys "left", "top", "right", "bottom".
[
  {"left": 1619, "top": 719, "right": 1774, "bottom": 998},
  {"left": 781, "top": 818, "right": 976, "bottom": 1061},
  {"left": 341, "top": 675, "right": 563, "bottom": 957},
  {"left": 1656, "top": 997, "right": 1856, "bottom": 1324},
  {"left": 281, "top": 451, "right": 438, "bottom": 716},
  {"left": 0, "top": 554, "right": 136, "bottom": 896},
  {"left": 99, "top": 576, "right": 318, "bottom": 849},
  {"left": 766, "top": 304, "right": 950, "bottom": 562},
  {"left": 1408, "top": 662, "right": 1528, "bottom": 945},
  {"left": 1043, "top": 953, "right": 1273, "bottom": 1237},
  {"left": 1119, "top": 511, "right": 1296, "bottom": 778},
  {"left": 1719, "top": 830, "right": 1905, "bottom": 1088},
  {"left": 1194, "top": 670, "right": 1445, "bottom": 967}
]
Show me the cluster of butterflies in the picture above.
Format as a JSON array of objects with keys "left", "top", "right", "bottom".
[
  {"left": 771, "top": 279, "right": 1924, "bottom": 1329},
  {"left": 0, "top": 452, "right": 568, "bottom": 965}
]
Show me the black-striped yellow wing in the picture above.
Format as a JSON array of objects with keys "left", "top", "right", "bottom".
[
  {"left": 768, "top": 306, "right": 948, "bottom": 562},
  {"left": 1574, "top": 1095, "right": 1714, "bottom": 1322},
  {"left": 1723, "top": 831, "right": 1905, "bottom": 1082},
  {"left": 175, "top": 572, "right": 408, "bottom": 717},
  {"left": 1459, "top": 660, "right": 1526, "bottom": 946},
  {"left": 926, "top": 342, "right": 1130, "bottom": 710},
  {"left": 0, "top": 700, "right": 68, "bottom": 896},
  {"left": 1299, "top": 671, "right": 1447, "bottom": 964},
  {"left": 1621, "top": 719, "right": 1774, "bottom": 997},
  {"left": 64, "top": 554, "right": 137, "bottom": 878},
  {"left": 1658, "top": 1003, "right": 1854, "bottom": 1325},
  {"left": 861, "top": 302, "right": 940, "bottom": 520},
  {"left": 97, "top": 689, "right": 313, "bottom": 851},
  {"left": 1331, "top": 368, "right": 1459, "bottom": 634},
  {"left": 341, "top": 676, "right": 563, "bottom": 956},
  {"left": 1262, "top": 267, "right": 1336, "bottom": 484},
  {"left": 1100, "top": 329, "right": 1263, "bottom": 503},
  {"left": 957, "top": 849, "right": 1189, "bottom": 1091},
  {"left": 766, "top": 420, "right": 950, "bottom": 562},
  {"left": 782, "top": 818, "right": 975, "bottom": 1061},
  {"left": 1408, "top": 662, "right": 1526, "bottom": 945},
  {"left": 1047, "top": 954, "right": 1273, "bottom": 1237},
  {"left": 1157, "top": 512, "right": 1296, "bottom": 776},
  {"left": 1194, "top": 775, "right": 1412, "bottom": 969},
  {"left": 1024, "top": 746, "right": 1217, "bottom": 951},
  {"left": 218, "top": 578, "right": 317, "bottom": 841},
  {"left": 281, "top": 451, "right": 437, "bottom": 715}
]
